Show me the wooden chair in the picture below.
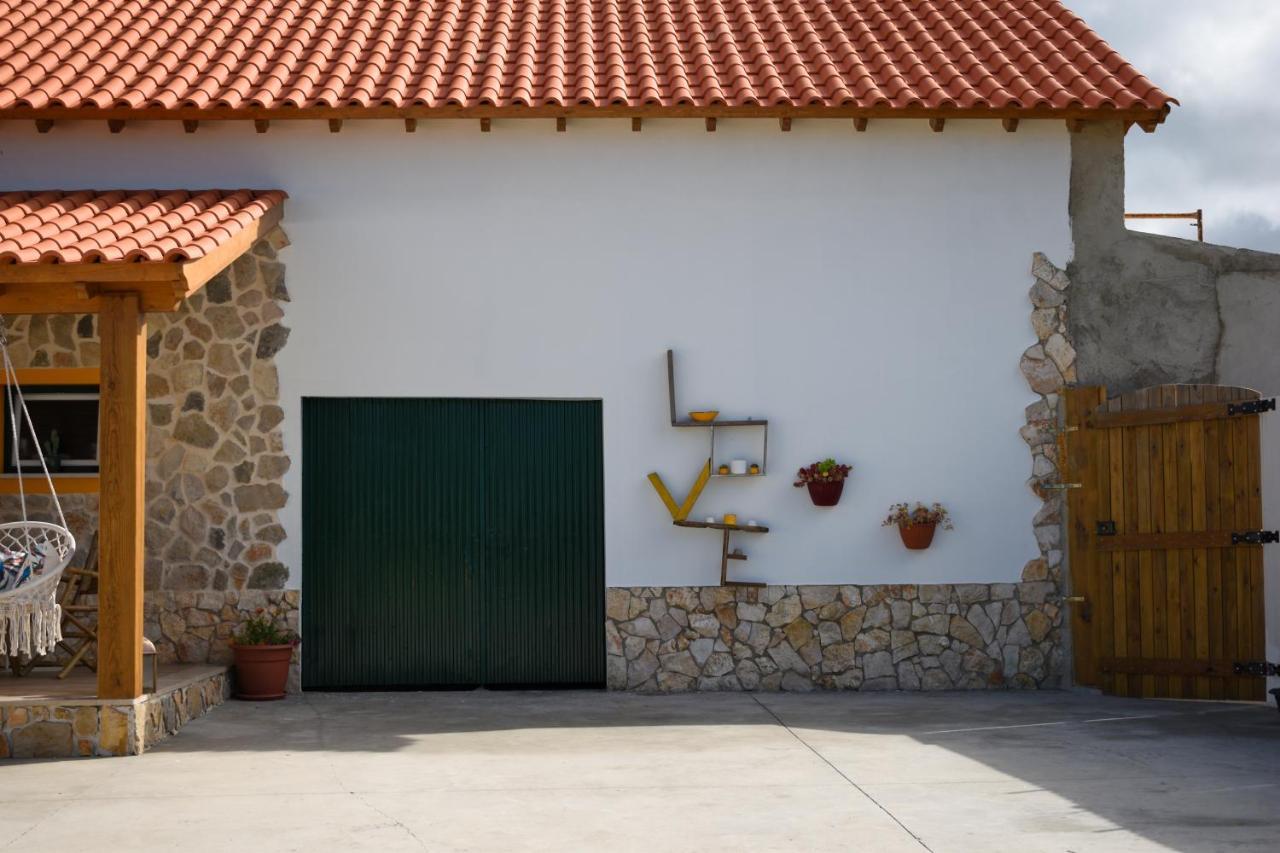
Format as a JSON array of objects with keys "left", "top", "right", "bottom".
[{"left": 55, "top": 530, "right": 99, "bottom": 677}]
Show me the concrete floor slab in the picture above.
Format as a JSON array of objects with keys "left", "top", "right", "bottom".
[{"left": 2, "top": 690, "right": 1278, "bottom": 852}]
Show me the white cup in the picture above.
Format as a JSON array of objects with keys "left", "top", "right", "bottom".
[
  {"left": 729, "top": 459, "right": 748, "bottom": 475},
  {"left": 705, "top": 516, "right": 716, "bottom": 524}
]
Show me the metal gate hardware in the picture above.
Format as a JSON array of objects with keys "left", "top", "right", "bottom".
[
  {"left": 1042, "top": 482, "right": 1082, "bottom": 491},
  {"left": 1227, "top": 398, "right": 1276, "bottom": 416},
  {"left": 1232, "top": 661, "right": 1280, "bottom": 677},
  {"left": 1096, "top": 521, "right": 1117, "bottom": 536},
  {"left": 1230, "top": 530, "right": 1280, "bottom": 545}
]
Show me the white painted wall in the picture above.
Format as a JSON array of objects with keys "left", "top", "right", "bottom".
[{"left": 0, "top": 118, "right": 1071, "bottom": 587}]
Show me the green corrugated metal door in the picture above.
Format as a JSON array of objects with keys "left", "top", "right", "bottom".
[{"left": 302, "top": 398, "right": 604, "bottom": 689}]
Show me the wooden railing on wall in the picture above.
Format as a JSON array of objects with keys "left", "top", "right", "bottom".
[{"left": 1125, "top": 209, "right": 1204, "bottom": 242}]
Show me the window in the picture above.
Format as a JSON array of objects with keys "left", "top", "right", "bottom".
[
  {"left": 0, "top": 369, "right": 101, "bottom": 492},
  {"left": 3, "top": 385, "right": 100, "bottom": 475}
]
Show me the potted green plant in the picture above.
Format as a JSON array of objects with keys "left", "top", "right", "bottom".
[
  {"left": 231, "top": 608, "right": 299, "bottom": 701},
  {"left": 883, "top": 502, "right": 954, "bottom": 550},
  {"left": 794, "top": 458, "right": 852, "bottom": 506}
]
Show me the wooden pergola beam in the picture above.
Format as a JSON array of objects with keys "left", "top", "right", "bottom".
[{"left": 96, "top": 292, "right": 146, "bottom": 699}]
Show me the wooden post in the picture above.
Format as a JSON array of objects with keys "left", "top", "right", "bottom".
[{"left": 97, "top": 293, "right": 147, "bottom": 699}]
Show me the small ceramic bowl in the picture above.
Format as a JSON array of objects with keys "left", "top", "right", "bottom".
[{"left": 688, "top": 410, "right": 719, "bottom": 423}]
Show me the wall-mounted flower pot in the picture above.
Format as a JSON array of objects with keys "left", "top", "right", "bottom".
[
  {"left": 898, "top": 522, "right": 937, "bottom": 550},
  {"left": 806, "top": 479, "right": 844, "bottom": 507},
  {"left": 232, "top": 643, "right": 295, "bottom": 700}
]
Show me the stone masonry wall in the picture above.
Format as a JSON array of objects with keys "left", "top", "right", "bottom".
[
  {"left": 606, "top": 582, "right": 1061, "bottom": 691},
  {"left": 0, "top": 229, "right": 298, "bottom": 671},
  {"left": 607, "top": 254, "right": 1074, "bottom": 692}
]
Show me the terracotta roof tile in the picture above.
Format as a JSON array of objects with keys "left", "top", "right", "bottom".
[
  {"left": 0, "top": 1, "right": 1172, "bottom": 118},
  {"left": 0, "top": 189, "right": 286, "bottom": 264}
]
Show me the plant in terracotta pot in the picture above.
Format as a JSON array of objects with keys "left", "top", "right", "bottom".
[
  {"left": 794, "top": 458, "right": 853, "bottom": 506},
  {"left": 231, "top": 608, "right": 299, "bottom": 701},
  {"left": 883, "top": 502, "right": 954, "bottom": 550}
]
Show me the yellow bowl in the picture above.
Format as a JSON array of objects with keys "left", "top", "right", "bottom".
[{"left": 688, "top": 410, "right": 719, "bottom": 423}]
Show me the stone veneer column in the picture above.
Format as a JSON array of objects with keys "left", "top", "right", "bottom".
[{"left": 0, "top": 229, "right": 298, "bottom": 679}]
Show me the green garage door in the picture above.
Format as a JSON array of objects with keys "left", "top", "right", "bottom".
[{"left": 302, "top": 398, "right": 604, "bottom": 689}]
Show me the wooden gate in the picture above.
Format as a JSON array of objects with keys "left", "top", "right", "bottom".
[{"left": 1063, "top": 384, "right": 1273, "bottom": 700}]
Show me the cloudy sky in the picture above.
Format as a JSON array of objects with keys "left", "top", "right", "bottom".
[{"left": 1068, "top": 0, "right": 1280, "bottom": 252}]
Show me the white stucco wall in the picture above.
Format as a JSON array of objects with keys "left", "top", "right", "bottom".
[{"left": 0, "top": 118, "right": 1071, "bottom": 587}]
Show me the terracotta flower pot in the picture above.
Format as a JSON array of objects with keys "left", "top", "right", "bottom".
[
  {"left": 232, "top": 643, "right": 295, "bottom": 700},
  {"left": 806, "top": 479, "right": 844, "bottom": 507},
  {"left": 898, "top": 522, "right": 937, "bottom": 550}
]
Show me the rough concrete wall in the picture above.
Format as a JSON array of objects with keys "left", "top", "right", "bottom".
[{"left": 1067, "top": 122, "right": 1280, "bottom": 395}]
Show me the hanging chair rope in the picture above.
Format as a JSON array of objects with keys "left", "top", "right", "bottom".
[
  {"left": 0, "top": 317, "right": 67, "bottom": 536},
  {"left": 0, "top": 314, "right": 75, "bottom": 657}
]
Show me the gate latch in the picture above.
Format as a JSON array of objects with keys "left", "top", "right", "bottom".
[
  {"left": 1228, "top": 398, "right": 1276, "bottom": 416},
  {"left": 1096, "top": 520, "right": 1117, "bottom": 536},
  {"left": 1230, "top": 530, "right": 1280, "bottom": 545},
  {"left": 1233, "top": 661, "right": 1280, "bottom": 677}
]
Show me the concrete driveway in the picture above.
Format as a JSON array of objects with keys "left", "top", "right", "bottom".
[{"left": 2, "top": 690, "right": 1277, "bottom": 852}]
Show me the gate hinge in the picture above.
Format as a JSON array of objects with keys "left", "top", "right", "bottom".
[
  {"left": 1233, "top": 661, "right": 1280, "bottom": 677},
  {"left": 1096, "top": 520, "right": 1117, "bottom": 536},
  {"left": 1228, "top": 398, "right": 1276, "bottom": 416},
  {"left": 1230, "top": 530, "right": 1280, "bottom": 545}
]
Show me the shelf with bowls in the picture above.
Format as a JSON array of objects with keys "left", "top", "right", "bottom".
[{"left": 655, "top": 349, "right": 771, "bottom": 587}]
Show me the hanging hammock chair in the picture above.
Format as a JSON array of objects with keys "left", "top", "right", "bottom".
[{"left": 0, "top": 316, "right": 76, "bottom": 658}]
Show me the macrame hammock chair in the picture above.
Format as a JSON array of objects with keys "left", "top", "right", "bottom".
[{"left": 0, "top": 316, "right": 76, "bottom": 658}]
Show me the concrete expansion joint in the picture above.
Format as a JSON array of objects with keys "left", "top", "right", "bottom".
[{"left": 747, "top": 694, "right": 935, "bottom": 851}]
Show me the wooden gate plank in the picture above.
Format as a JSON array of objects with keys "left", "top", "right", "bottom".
[
  {"left": 1174, "top": 388, "right": 1195, "bottom": 698},
  {"left": 1098, "top": 657, "right": 1261, "bottom": 677},
  {"left": 1205, "top": 406, "right": 1226, "bottom": 699},
  {"left": 1134, "top": 393, "right": 1156, "bottom": 697},
  {"left": 1246, "top": 414, "right": 1266, "bottom": 700},
  {"left": 1064, "top": 387, "right": 1105, "bottom": 687},
  {"left": 1219, "top": 402, "right": 1240, "bottom": 698},
  {"left": 1149, "top": 395, "right": 1169, "bottom": 697},
  {"left": 1124, "top": 402, "right": 1143, "bottom": 698},
  {"left": 1096, "top": 404, "right": 1116, "bottom": 695},
  {"left": 1231, "top": 414, "right": 1253, "bottom": 699},
  {"left": 1097, "top": 530, "right": 1267, "bottom": 550},
  {"left": 1109, "top": 409, "right": 1128, "bottom": 695},
  {"left": 1086, "top": 401, "right": 1269, "bottom": 429},
  {"left": 1188, "top": 386, "right": 1211, "bottom": 699}
]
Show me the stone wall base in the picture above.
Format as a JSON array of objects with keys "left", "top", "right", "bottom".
[
  {"left": 1, "top": 665, "right": 230, "bottom": 758},
  {"left": 606, "top": 581, "right": 1062, "bottom": 692},
  {"left": 145, "top": 589, "right": 301, "bottom": 692}
]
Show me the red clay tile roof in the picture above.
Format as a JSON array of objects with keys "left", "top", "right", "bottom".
[
  {"left": 0, "top": 189, "right": 286, "bottom": 264},
  {"left": 0, "top": 1, "right": 1172, "bottom": 120}
]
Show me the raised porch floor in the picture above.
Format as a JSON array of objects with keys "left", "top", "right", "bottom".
[{"left": 0, "top": 664, "right": 230, "bottom": 758}]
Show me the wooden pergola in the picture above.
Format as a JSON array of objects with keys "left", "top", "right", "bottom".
[{"left": 0, "top": 190, "right": 284, "bottom": 699}]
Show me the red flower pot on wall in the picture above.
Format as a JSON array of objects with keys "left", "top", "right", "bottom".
[
  {"left": 806, "top": 479, "right": 844, "bottom": 507},
  {"left": 898, "top": 523, "right": 937, "bottom": 550},
  {"left": 232, "top": 644, "right": 295, "bottom": 700}
]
